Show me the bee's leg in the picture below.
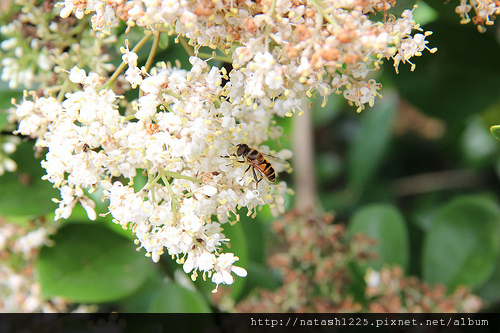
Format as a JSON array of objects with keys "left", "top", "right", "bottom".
[
  {"left": 244, "top": 165, "right": 252, "bottom": 175},
  {"left": 224, "top": 157, "right": 245, "bottom": 167},
  {"left": 252, "top": 167, "right": 261, "bottom": 183}
]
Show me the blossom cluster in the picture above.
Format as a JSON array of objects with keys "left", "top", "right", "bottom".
[
  {"left": 11, "top": 55, "right": 292, "bottom": 291},
  {"left": 455, "top": 0, "right": 500, "bottom": 32},
  {"left": 0, "top": 0, "right": 115, "bottom": 91},
  {"left": 4, "top": 0, "right": 436, "bottom": 291},
  {"left": 233, "top": 211, "right": 482, "bottom": 313},
  {"left": 58, "top": 0, "right": 436, "bottom": 111}
]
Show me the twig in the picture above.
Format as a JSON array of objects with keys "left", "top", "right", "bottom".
[
  {"left": 292, "top": 99, "right": 320, "bottom": 214},
  {"left": 392, "top": 170, "right": 483, "bottom": 197}
]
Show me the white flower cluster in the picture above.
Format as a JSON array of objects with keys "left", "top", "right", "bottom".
[
  {"left": 0, "top": 220, "right": 59, "bottom": 312},
  {"left": 57, "top": 0, "right": 436, "bottom": 112},
  {"left": 11, "top": 53, "right": 291, "bottom": 291},
  {"left": 6, "top": 0, "right": 435, "bottom": 292},
  {"left": 0, "top": 0, "right": 115, "bottom": 91},
  {"left": 455, "top": 0, "right": 500, "bottom": 32}
]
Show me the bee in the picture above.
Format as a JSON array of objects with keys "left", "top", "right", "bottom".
[{"left": 234, "top": 144, "right": 285, "bottom": 183}]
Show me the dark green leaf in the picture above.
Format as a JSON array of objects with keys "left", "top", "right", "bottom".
[
  {"left": 422, "top": 195, "right": 500, "bottom": 290},
  {"left": 346, "top": 260, "right": 368, "bottom": 304},
  {"left": 477, "top": 258, "right": 500, "bottom": 303},
  {"left": 409, "top": 193, "right": 442, "bottom": 232},
  {"left": 158, "top": 32, "right": 170, "bottom": 49},
  {"left": 148, "top": 282, "right": 211, "bottom": 313},
  {"left": 36, "top": 223, "right": 155, "bottom": 303},
  {"left": 155, "top": 36, "right": 191, "bottom": 70},
  {"left": 0, "top": 141, "right": 58, "bottom": 217},
  {"left": 219, "top": 220, "right": 248, "bottom": 299},
  {"left": 348, "top": 204, "right": 409, "bottom": 271},
  {"left": 423, "top": 0, "right": 465, "bottom": 23},
  {"left": 0, "top": 80, "right": 22, "bottom": 111},
  {"left": 347, "top": 93, "right": 397, "bottom": 194},
  {"left": 316, "top": 152, "right": 343, "bottom": 184},
  {"left": 0, "top": 112, "right": 8, "bottom": 130},
  {"left": 490, "top": 125, "right": 500, "bottom": 141},
  {"left": 240, "top": 214, "right": 266, "bottom": 264},
  {"left": 311, "top": 92, "right": 342, "bottom": 126},
  {"left": 412, "top": 1, "right": 438, "bottom": 26},
  {"left": 481, "top": 99, "right": 500, "bottom": 128},
  {"left": 117, "top": 272, "right": 165, "bottom": 313},
  {"left": 461, "top": 116, "right": 499, "bottom": 166},
  {"left": 238, "top": 262, "right": 281, "bottom": 299}
]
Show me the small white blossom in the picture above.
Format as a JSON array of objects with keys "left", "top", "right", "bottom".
[{"left": 68, "top": 66, "right": 86, "bottom": 84}]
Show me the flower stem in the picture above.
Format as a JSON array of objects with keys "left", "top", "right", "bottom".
[
  {"left": 179, "top": 36, "right": 195, "bottom": 56},
  {"left": 161, "top": 173, "right": 180, "bottom": 220},
  {"left": 179, "top": 36, "right": 232, "bottom": 63},
  {"left": 100, "top": 32, "right": 153, "bottom": 91},
  {"left": 164, "top": 170, "right": 203, "bottom": 183},
  {"left": 264, "top": 0, "right": 278, "bottom": 53},
  {"left": 145, "top": 160, "right": 159, "bottom": 203},
  {"left": 307, "top": 0, "right": 338, "bottom": 27},
  {"left": 164, "top": 89, "right": 182, "bottom": 100},
  {"left": 144, "top": 31, "right": 161, "bottom": 73}
]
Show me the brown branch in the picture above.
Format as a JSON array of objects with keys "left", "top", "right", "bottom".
[
  {"left": 392, "top": 170, "right": 483, "bottom": 197},
  {"left": 292, "top": 100, "right": 320, "bottom": 214}
]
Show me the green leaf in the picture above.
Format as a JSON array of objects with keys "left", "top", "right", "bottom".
[
  {"left": 117, "top": 272, "right": 165, "bottom": 312},
  {"left": 422, "top": 195, "right": 500, "bottom": 290},
  {"left": 311, "top": 91, "right": 342, "bottom": 126},
  {"left": 223, "top": 219, "right": 248, "bottom": 298},
  {"left": 348, "top": 204, "right": 409, "bottom": 271},
  {"left": 423, "top": 0, "right": 466, "bottom": 23},
  {"left": 0, "top": 80, "right": 22, "bottom": 111},
  {"left": 0, "top": 141, "right": 58, "bottom": 217},
  {"left": 411, "top": 1, "right": 439, "bottom": 26},
  {"left": 156, "top": 36, "right": 192, "bottom": 70},
  {"left": 477, "top": 258, "right": 500, "bottom": 303},
  {"left": 158, "top": 32, "right": 170, "bottom": 49},
  {"left": 462, "top": 116, "right": 499, "bottom": 166},
  {"left": 316, "top": 152, "right": 343, "bottom": 184},
  {"left": 36, "top": 223, "right": 155, "bottom": 303},
  {"left": 490, "top": 125, "right": 500, "bottom": 141},
  {"left": 148, "top": 282, "right": 211, "bottom": 313},
  {"left": 0, "top": 112, "right": 8, "bottom": 130},
  {"left": 347, "top": 93, "right": 397, "bottom": 194},
  {"left": 238, "top": 262, "right": 281, "bottom": 299},
  {"left": 240, "top": 214, "right": 267, "bottom": 264}
]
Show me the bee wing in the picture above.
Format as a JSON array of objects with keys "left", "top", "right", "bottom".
[
  {"left": 262, "top": 153, "right": 287, "bottom": 164},
  {"left": 262, "top": 153, "right": 292, "bottom": 174}
]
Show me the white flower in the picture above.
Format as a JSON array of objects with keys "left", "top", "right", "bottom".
[
  {"left": 365, "top": 268, "right": 381, "bottom": 287},
  {"left": 125, "top": 67, "right": 143, "bottom": 88},
  {"left": 211, "top": 253, "right": 247, "bottom": 292},
  {"left": 68, "top": 66, "right": 86, "bottom": 83},
  {"left": 59, "top": 1, "right": 75, "bottom": 18}
]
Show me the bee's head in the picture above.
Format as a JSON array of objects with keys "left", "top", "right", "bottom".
[{"left": 236, "top": 144, "right": 248, "bottom": 156}]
